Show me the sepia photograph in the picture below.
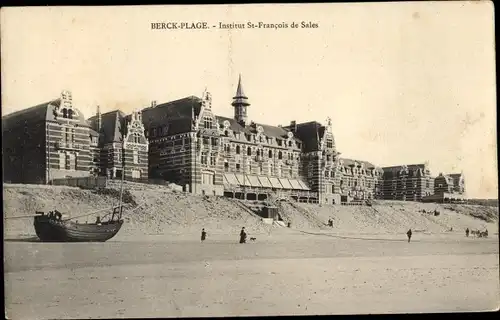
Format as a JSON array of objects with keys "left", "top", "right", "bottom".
[{"left": 2, "top": 2, "right": 499, "bottom": 318}]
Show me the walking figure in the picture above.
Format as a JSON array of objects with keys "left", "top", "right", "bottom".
[
  {"left": 465, "top": 228, "right": 469, "bottom": 237},
  {"left": 239, "top": 227, "right": 247, "bottom": 244},
  {"left": 407, "top": 229, "right": 412, "bottom": 243},
  {"left": 201, "top": 228, "right": 207, "bottom": 242}
]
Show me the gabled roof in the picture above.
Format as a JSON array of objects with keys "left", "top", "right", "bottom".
[
  {"left": 382, "top": 164, "right": 427, "bottom": 171},
  {"left": 290, "top": 121, "right": 324, "bottom": 152},
  {"left": 339, "top": 158, "right": 380, "bottom": 171},
  {"left": 216, "top": 116, "right": 296, "bottom": 141},
  {"left": 88, "top": 110, "right": 126, "bottom": 144},
  {"left": 2, "top": 98, "right": 88, "bottom": 131},
  {"left": 88, "top": 128, "right": 99, "bottom": 137},
  {"left": 141, "top": 96, "right": 201, "bottom": 129},
  {"left": 449, "top": 173, "right": 463, "bottom": 186}
]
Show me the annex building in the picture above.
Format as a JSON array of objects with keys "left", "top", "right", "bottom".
[
  {"left": 2, "top": 90, "right": 149, "bottom": 184},
  {"left": 2, "top": 76, "right": 466, "bottom": 204}
]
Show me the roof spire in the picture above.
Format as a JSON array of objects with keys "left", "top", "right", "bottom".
[
  {"left": 236, "top": 74, "right": 246, "bottom": 98},
  {"left": 232, "top": 74, "right": 250, "bottom": 107}
]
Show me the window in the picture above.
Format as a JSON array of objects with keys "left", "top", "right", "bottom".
[
  {"left": 236, "top": 145, "right": 240, "bottom": 154},
  {"left": 204, "top": 117, "right": 213, "bottom": 129},
  {"left": 236, "top": 163, "right": 241, "bottom": 172},
  {"left": 67, "top": 153, "right": 76, "bottom": 170},
  {"left": 62, "top": 108, "right": 68, "bottom": 118},
  {"left": 288, "top": 141, "right": 292, "bottom": 147},
  {"left": 131, "top": 170, "right": 141, "bottom": 179},
  {"left": 224, "top": 161, "right": 229, "bottom": 172},
  {"left": 327, "top": 139, "right": 333, "bottom": 148},
  {"left": 59, "top": 153, "right": 65, "bottom": 169},
  {"left": 278, "top": 151, "right": 283, "bottom": 160},
  {"left": 331, "top": 185, "right": 335, "bottom": 193},
  {"left": 133, "top": 150, "right": 139, "bottom": 164},
  {"left": 259, "top": 163, "right": 263, "bottom": 174},
  {"left": 268, "top": 150, "right": 273, "bottom": 158},
  {"left": 247, "top": 147, "right": 252, "bottom": 156},
  {"left": 224, "top": 130, "right": 229, "bottom": 136},
  {"left": 68, "top": 109, "right": 74, "bottom": 119}
]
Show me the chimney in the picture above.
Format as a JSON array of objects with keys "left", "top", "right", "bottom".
[
  {"left": 96, "top": 105, "right": 102, "bottom": 131},
  {"left": 151, "top": 100, "right": 157, "bottom": 108},
  {"left": 290, "top": 120, "right": 297, "bottom": 132}
]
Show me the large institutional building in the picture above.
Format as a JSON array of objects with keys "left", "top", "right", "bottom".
[{"left": 2, "top": 77, "right": 466, "bottom": 204}]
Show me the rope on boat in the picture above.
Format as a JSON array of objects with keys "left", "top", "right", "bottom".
[
  {"left": 5, "top": 214, "right": 41, "bottom": 219},
  {"left": 62, "top": 206, "right": 120, "bottom": 221}
]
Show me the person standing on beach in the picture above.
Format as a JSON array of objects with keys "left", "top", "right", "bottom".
[
  {"left": 465, "top": 228, "right": 470, "bottom": 237},
  {"left": 201, "top": 228, "right": 207, "bottom": 242},
  {"left": 407, "top": 229, "right": 412, "bottom": 243},
  {"left": 239, "top": 227, "right": 247, "bottom": 244}
]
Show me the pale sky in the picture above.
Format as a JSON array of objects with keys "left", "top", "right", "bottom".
[{"left": 1, "top": 2, "right": 497, "bottom": 198}]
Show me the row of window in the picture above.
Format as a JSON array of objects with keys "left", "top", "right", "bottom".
[
  {"left": 223, "top": 161, "right": 295, "bottom": 176},
  {"left": 223, "top": 144, "right": 299, "bottom": 160},
  {"left": 115, "top": 150, "right": 140, "bottom": 164}
]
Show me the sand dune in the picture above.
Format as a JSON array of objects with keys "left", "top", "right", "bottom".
[{"left": 3, "top": 183, "right": 498, "bottom": 240}]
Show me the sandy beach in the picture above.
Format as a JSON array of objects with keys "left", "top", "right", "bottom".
[{"left": 4, "top": 231, "right": 499, "bottom": 318}]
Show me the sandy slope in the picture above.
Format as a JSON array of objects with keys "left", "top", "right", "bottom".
[
  {"left": 3, "top": 183, "right": 498, "bottom": 239},
  {"left": 297, "top": 201, "right": 498, "bottom": 235}
]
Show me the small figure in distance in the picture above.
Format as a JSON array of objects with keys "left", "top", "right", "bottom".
[
  {"left": 239, "top": 227, "right": 247, "bottom": 244},
  {"left": 407, "top": 229, "right": 412, "bottom": 243},
  {"left": 465, "top": 228, "right": 469, "bottom": 237},
  {"left": 201, "top": 228, "right": 207, "bottom": 242}
]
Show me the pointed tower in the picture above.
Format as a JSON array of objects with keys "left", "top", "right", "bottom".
[{"left": 231, "top": 74, "right": 250, "bottom": 126}]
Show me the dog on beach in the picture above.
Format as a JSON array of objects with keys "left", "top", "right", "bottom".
[{"left": 250, "top": 237, "right": 257, "bottom": 241}]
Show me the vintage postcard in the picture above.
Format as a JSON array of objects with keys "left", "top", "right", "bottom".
[{"left": 2, "top": 2, "right": 498, "bottom": 318}]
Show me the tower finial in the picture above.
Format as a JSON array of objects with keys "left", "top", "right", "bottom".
[{"left": 232, "top": 74, "right": 250, "bottom": 126}]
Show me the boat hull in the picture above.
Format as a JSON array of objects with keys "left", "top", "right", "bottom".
[{"left": 34, "top": 216, "right": 123, "bottom": 242}]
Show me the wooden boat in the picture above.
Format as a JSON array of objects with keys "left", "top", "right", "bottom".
[
  {"left": 33, "top": 207, "right": 124, "bottom": 242},
  {"left": 33, "top": 150, "right": 127, "bottom": 242}
]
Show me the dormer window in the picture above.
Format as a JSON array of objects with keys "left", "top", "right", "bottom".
[
  {"left": 326, "top": 139, "right": 333, "bottom": 149},
  {"left": 203, "top": 117, "right": 213, "bottom": 129},
  {"left": 62, "top": 108, "right": 68, "bottom": 118},
  {"left": 68, "top": 109, "right": 74, "bottom": 119}
]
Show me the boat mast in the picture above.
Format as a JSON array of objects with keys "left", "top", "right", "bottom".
[{"left": 118, "top": 138, "right": 125, "bottom": 220}]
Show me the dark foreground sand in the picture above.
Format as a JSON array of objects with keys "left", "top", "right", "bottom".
[{"left": 4, "top": 233, "right": 499, "bottom": 318}]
